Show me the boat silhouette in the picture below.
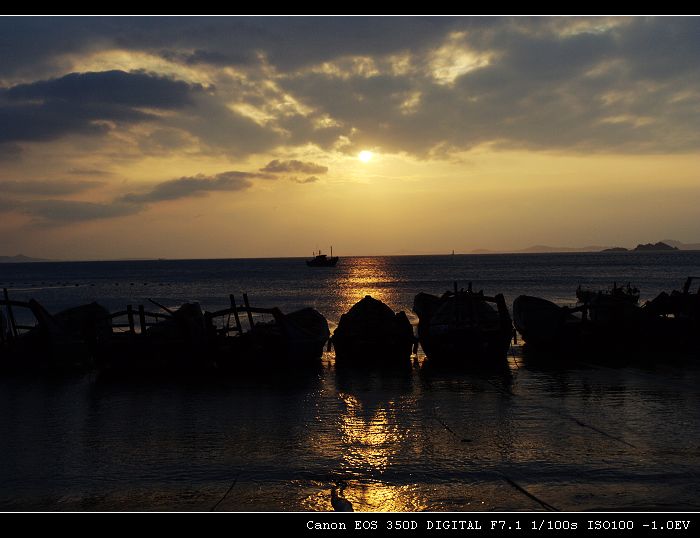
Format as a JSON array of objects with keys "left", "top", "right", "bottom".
[{"left": 306, "top": 246, "right": 339, "bottom": 267}]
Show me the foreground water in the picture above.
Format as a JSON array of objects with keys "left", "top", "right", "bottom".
[{"left": 1, "top": 252, "right": 699, "bottom": 511}]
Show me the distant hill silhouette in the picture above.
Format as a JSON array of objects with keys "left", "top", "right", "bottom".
[
  {"left": 660, "top": 239, "right": 700, "bottom": 251},
  {"left": 633, "top": 241, "right": 678, "bottom": 251},
  {"left": 0, "top": 254, "right": 49, "bottom": 263},
  {"left": 602, "top": 241, "right": 685, "bottom": 252},
  {"left": 520, "top": 244, "right": 608, "bottom": 253},
  {"left": 471, "top": 239, "right": 700, "bottom": 255}
]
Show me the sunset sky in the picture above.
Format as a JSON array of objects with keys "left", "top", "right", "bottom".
[{"left": 1, "top": 16, "right": 699, "bottom": 259}]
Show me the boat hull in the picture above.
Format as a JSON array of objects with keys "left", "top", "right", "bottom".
[
  {"left": 513, "top": 295, "right": 581, "bottom": 349},
  {"left": 332, "top": 296, "right": 415, "bottom": 367},
  {"left": 413, "top": 289, "right": 512, "bottom": 367}
]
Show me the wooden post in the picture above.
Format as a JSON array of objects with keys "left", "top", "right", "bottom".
[
  {"left": 453, "top": 281, "right": 460, "bottom": 323},
  {"left": 230, "top": 294, "right": 242, "bottom": 333},
  {"left": 242, "top": 293, "right": 255, "bottom": 330},
  {"left": 138, "top": 305, "right": 146, "bottom": 334},
  {"left": 3, "top": 288, "right": 18, "bottom": 339},
  {"left": 0, "top": 309, "right": 6, "bottom": 345},
  {"left": 127, "top": 305, "right": 135, "bottom": 334},
  {"left": 495, "top": 293, "right": 509, "bottom": 331}
]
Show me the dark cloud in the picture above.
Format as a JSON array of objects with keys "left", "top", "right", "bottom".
[
  {"left": 0, "top": 100, "right": 117, "bottom": 144},
  {"left": 120, "top": 170, "right": 261, "bottom": 204},
  {"left": 159, "top": 49, "right": 254, "bottom": 66},
  {"left": 1, "top": 17, "right": 699, "bottom": 156},
  {"left": 0, "top": 179, "right": 103, "bottom": 195},
  {"left": 617, "top": 17, "right": 700, "bottom": 80},
  {"left": 166, "top": 94, "right": 281, "bottom": 157},
  {"left": 275, "top": 18, "right": 700, "bottom": 155},
  {"left": 0, "top": 70, "right": 202, "bottom": 145},
  {"left": 0, "top": 17, "right": 461, "bottom": 78},
  {"left": 260, "top": 159, "right": 328, "bottom": 175},
  {"left": 6, "top": 70, "right": 202, "bottom": 108}
]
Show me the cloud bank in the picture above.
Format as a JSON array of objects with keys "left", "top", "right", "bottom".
[{"left": 1, "top": 17, "right": 698, "bottom": 159}]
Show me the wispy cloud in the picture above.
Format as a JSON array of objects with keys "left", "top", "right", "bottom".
[
  {"left": 19, "top": 199, "right": 143, "bottom": 224},
  {"left": 292, "top": 176, "right": 320, "bottom": 184},
  {"left": 0, "top": 170, "right": 265, "bottom": 225},
  {"left": 119, "top": 170, "right": 263, "bottom": 204},
  {"left": 0, "top": 179, "right": 103, "bottom": 195},
  {"left": 260, "top": 159, "right": 328, "bottom": 175},
  {"left": 68, "top": 167, "right": 114, "bottom": 176}
]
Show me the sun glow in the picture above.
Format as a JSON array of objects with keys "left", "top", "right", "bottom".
[{"left": 358, "top": 150, "right": 374, "bottom": 163}]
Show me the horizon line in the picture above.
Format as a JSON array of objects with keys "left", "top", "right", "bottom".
[{"left": 3, "top": 248, "right": 700, "bottom": 264}]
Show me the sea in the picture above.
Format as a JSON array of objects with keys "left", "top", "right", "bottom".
[{"left": 1, "top": 251, "right": 699, "bottom": 511}]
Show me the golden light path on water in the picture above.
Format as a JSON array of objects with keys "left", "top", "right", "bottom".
[
  {"left": 301, "top": 389, "right": 428, "bottom": 512},
  {"left": 335, "top": 392, "right": 428, "bottom": 511},
  {"left": 300, "top": 257, "right": 427, "bottom": 510},
  {"left": 332, "top": 256, "right": 401, "bottom": 318}
]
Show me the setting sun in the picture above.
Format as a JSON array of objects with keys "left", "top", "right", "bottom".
[{"left": 358, "top": 150, "right": 374, "bottom": 162}]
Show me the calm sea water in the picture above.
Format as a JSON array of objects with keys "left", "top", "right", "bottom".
[{"left": 1, "top": 252, "right": 699, "bottom": 511}]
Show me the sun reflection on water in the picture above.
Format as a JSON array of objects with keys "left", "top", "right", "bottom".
[
  {"left": 337, "top": 392, "right": 400, "bottom": 471},
  {"left": 332, "top": 257, "right": 408, "bottom": 322},
  {"left": 301, "top": 374, "right": 427, "bottom": 512},
  {"left": 334, "top": 391, "right": 427, "bottom": 511},
  {"left": 300, "top": 480, "right": 428, "bottom": 512}
]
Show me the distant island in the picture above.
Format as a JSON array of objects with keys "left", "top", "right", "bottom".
[
  {"left": 633, "top": 241, "right": 679, "bottom": 251},
  {"left": 471, "top": 239, "right": 699, "bottom": 255},
  {"left": 602, "top": 241, "right": 679, "bottom": 252}
]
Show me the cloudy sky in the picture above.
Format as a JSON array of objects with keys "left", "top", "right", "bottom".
[{"left": 1, "top": 16, "right": 699, "bottom": 259}]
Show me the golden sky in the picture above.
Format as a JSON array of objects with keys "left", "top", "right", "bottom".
[{"left": 1, "top": 16, "right": 699, "bottom": 259}]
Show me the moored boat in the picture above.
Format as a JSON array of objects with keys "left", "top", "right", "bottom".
[
  {"left": 240, "top": 306, "right": 330, "bottom": 365},
  {"left": 331, "top": 295, "right": 415, "bottom": 366},
  {"left": 512, "top": 295, "right": 583, "bottom": 349},
  {"left": 1, "top": 290, "right": 109, "bottom": 372},
  {"left": 97, "top": 301, "right": 216, "bottom": 375},
  {"left": 642, "top": 276, "right": 700, "bottom": 352},
  {"left": 208, "top": 294, "right": 330, "bottom": 370},
  {"left": 413, "top": 283, "right": 513, "bottom": 366},
  {"left": 576, "top": 282, "right": 640, "bottom": 305},
  {"left": 514, "top": 281, "right": 677, "bottom": 357}
]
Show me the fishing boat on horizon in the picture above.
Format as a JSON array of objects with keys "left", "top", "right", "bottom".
[{"left": 306, "top": 247, "right": 339, "bottom": 267}]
